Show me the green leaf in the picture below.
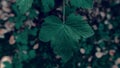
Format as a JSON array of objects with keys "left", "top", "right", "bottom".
[
  {"left": 51, "top": 27, "right": 79, "bottom": 62},
  {"left": 12, "top": 54, "right": 23, "bottom": 68},
  {"left": 41, "top": 0, "right": 55, "bottom": 12},
  {"left": 66, "top": 13, "right": 94, "bottom": 38},
  {"left": 39, "top": 15, "right": 62, "bottom": 42},
  {"left": 29, "top": 28, "right": 38, "bottom": 36},
  {"left": 3, "top": 61, "right": 12, "bottom": 68},
  {"left": 21, "top": 45, "right": 29, "bottom": 50},
  {"left": 39, "top": 13, "right": 94, "bottom": 62},
  {"left": 70, "top": 0, "right": 93, "bottom": 9},
  {"left": 28, "top": 9, "right": 39, "bottom": 19},
  {"left": 16, "top": 0, "right": 33, "bottom": 14},
  {"left": 15, "top": 29, "right": 28, "bottom": 44},
  {"left": 21, "top": 53, "right": 29, "bottom": 61},
  {"left": 28, "top": 50, "right": 36, "bottom": 59},
  {"left": 14, "top": 15, "right": 26, "bottom": 29},
  {"left": 65, "top": 6, "right": 76, "bottom": 16}
]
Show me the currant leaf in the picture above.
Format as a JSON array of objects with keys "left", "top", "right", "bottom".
[{"left": 39, "top": 13, "right": 94, "bottom": 62}]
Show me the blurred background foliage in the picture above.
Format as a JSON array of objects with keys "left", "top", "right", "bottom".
[{"left": 0, "top": 0, "right": 120, "bottom": 68}]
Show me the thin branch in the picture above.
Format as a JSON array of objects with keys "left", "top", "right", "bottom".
[{"left": 63, "top": 0, "right": 65, "bottom": 24}]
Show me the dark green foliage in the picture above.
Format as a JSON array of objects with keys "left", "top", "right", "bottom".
[
  {"left": 3, "top": 61, "right": 12, "bottom": 68},
  {"left": 1, "top": 0, "right": 120, "bottom": 68},
  {"left": 16, "top": 0, "right": 33, "bottom": 14},
  {"left": 39, "top": 13, "right": 94, "bottom": 62},
  {"left": 70, "top": 0, "right": 93, "bottom": 9},
  {"left": 41, "top": 0, "right": 55, "bottom": 12},
  {"left": 0, "top": 0, "right": 94, "bottom": 67},
  {"left": 14, "top": 29, "right": 28, "bottom": 44}
]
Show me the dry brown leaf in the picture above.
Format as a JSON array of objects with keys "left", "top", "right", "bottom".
[{"left": 9, "top": 35, "right": 15, "bottom": 45}]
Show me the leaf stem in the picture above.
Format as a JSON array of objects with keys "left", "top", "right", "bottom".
[{"left": 63, "top": 0, "right": 65, "bottom": 24}]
